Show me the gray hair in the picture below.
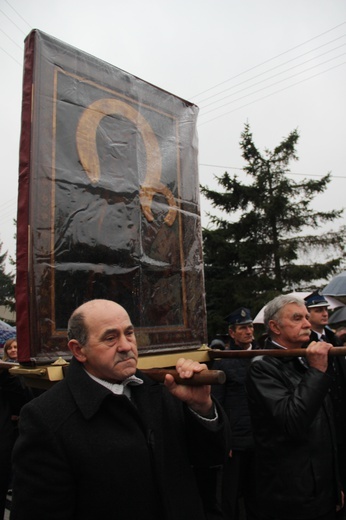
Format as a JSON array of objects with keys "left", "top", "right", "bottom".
[
  {"left": 67, "top": 311, "right": 88, "bottom": 346},
  {"left": 264, "top": 294, "right": 306, "bottom": 330}
]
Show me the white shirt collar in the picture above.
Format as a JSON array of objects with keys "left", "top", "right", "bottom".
[
  {"left": 85, "top": 370, "right": 143, "bottom": 399},
  {"left": 270, "top": 339, "right": 287, "bottom": 350},
  {"left": 313, "top": 330, "right": 325, "bottom": 340}
]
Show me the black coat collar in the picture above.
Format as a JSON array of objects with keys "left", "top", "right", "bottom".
[{"left": 66, "top": 357, "right": 160, "bottom": 420}]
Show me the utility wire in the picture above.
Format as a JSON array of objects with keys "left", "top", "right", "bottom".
[
  {"left": 0, "top": 1, "right": 31, "bottom": 65},
  {"left": 0, "top": 44, "right": 21, "bottom": 65},
  {"left": 199, "top": 164, "right": 346, "bottom": 179},
  {"left": 199, "top": 52, "right": 346, "bottom": 117},
  {"left": 4, "top": 0, "right": 32, "bottom": 30},
  {"left": 198, "top": 60, "right": 346, "bottom": 126},
  {"left": 0, "top": 6, "right": 27, "bottom": 35},
  {"left": 0, "top": 198, "right": 17, "bottom": 210},
  {"left": 0, "top": 26, "right": 23, "bottom": 50},
  {"left": 197, "top": 34, "right": 346, "bottom": 105},
  {"left": 191, "top": 21, "right": 346, "bottom": 99},
  {"left": 199, "top": 40, "right": 346, "bottom": 109},
  {"left": 0, "top": 209, "right": 17, "bottom": 221}
]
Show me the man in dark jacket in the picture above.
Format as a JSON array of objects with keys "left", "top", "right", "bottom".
[
  {"left": 305, "top": 292, "right": 346, "bottom": 520},
  {"left": 304, "top": 292, "right": 342, "bottom": 346},
  {"left": 246, "top": 294, "right": 343, "bottom": 520},
  {"left": 11, "top": 299, "right": 231, "bottom": 520},
  {"left": 212, "top": 307, "right": 259, "bottom": 520}
]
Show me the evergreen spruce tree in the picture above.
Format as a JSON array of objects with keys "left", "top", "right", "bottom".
[
  {"left": 201, "top": 123, "right": 345, "bottom": 339},
  {"left": 0, "top": 240, "right": 15, "bottom": 311}
]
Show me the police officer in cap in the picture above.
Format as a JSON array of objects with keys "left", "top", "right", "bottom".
[
  {"left": 211, "top": 308, "right": 259, "bottom": 520},
  {"left": 305, "top": 292, "right": 342, "bottom": 345},
  {"left": 305, "top": 292, "right": 346, "bottom": 519}
]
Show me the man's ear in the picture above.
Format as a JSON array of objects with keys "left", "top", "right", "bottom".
[
  {"left": 268, "top": 320, "right": 281, "bottom": 336},
  {"left": 68, "top": 339, "right": 87, "bottom": 362}
]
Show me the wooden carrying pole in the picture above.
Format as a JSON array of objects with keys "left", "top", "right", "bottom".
[
  {"left": 0, "top": 361, "right": 19, "bottom": 370},
  {"left": 141, "top": 368, "right": 226, "bottom": 385},
  {"left": 1, "top": 362, "right": 225, "bottom": 386},
  {"left": 208, "top": 347, "right": 346, "bottom": 360}
]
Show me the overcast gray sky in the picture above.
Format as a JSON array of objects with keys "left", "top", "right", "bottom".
[{"left": 1, "top": 0, "right": 346, "bottom": 271}]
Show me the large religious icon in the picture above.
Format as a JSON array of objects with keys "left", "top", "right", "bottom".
[{"left": 16, "top": 30, "right": 207, "bottom": 363}]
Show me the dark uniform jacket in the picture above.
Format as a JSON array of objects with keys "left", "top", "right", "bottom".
[
  {"left": 308, "top": 328, "right": 346, "bottom": 445},
  {"left": 310, "top": 326, "right": 342, "bottom": 347},
  {"left": 310, "top": 326, "right": 346, "bottom": 499},
  {"left": 211, "top": 344, "right": 256, "bottom": 450},
  {"left": 11, "top": 357, "right": 231, "bottom": 520},
  {"left": 246, "top": 338, "right": 341, "bottom": 520}
]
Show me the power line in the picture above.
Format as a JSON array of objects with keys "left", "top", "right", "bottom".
[
  {"left": 199, "top": 164, "right": 346, "bottom": 179},
  {"left": 191, "top": 21, "right": 346, "bottom": 99},
  {"left": 0, "top": 1, "right": 32, "bottom": 66},
  {"left": 0, "top": 44, "right": 21, "bottom": 65},
  {"left": 198, "top": 38, "right": 346, "bottom": 109},
  {"left": 0, "top": 198, "right": 17, "bottom": 210},
  {"left": 0, "top": 200, "right": 17, "bottom": 221},
  {"left": 199, "top": 164, "right": 243, "bottom": 171},
  {"left": 3, "top": 0, "right": 32, "bottom": 30},
  {"left": 0, "top": 209, "right": 17, "bottom": 221},
  {"left": 198, "top": 60, "right": 346, "bottom": 126},
  {"left": 199, "top": 52, "right": 346, "bottom": 117},
  {"left": 0, "top": 26, "right": 23, "bottom": 50},
  {"left": 0, "top": 6, "right": 27, "bottom": 35}
]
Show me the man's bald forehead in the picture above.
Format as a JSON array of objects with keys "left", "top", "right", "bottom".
[
  {"left": 71, "top": 299, "right": 128, "bottom": 320},
  {"left": 67, "top": 300, "right": 132, "bottom": 346}
]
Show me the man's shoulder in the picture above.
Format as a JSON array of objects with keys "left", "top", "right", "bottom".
[
  {"left": 23, "top": 378, "right": 71, "bottom": 413},
  {"left": 325, "top": 326, "right": 342, "bottom": 346},
  {"left": 251, "top": 338, "right": 286, "bottom": 362},
  {"left": 249, "top": 350, "right": 284, "bottom": 374},
  {"left": 18, "top": 378, "right": 77, "bottom": 435},
  {"left": 22, "top": 360, "right": 92, "bottom": 420},
  {"left": 249, "top": 342, "right": 296, "bottom": 372}
]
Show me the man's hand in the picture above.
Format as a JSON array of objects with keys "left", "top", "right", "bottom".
[
  {"left": 164, "top": 358, "right": 213, "bottom": 417},
  {"left": 306, "top": 341, "right": 332, "bottom": 372}
]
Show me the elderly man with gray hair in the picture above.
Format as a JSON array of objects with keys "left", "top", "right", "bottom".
[{"left": 246, "top": 294, "right": 343, "bottom": 520}]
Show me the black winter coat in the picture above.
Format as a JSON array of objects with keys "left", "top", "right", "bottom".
[
  {"left": 211, "top": 351, "right": 254, "bottom": 450},
  {"left": 310, "top": 326, "right": 346, "bottom": 488},
  {"left": 11, "top": 358, "right": 231, "bottom": 520},
  {"left": 246, "top": 341, "right": 341, "bottom": 520}
]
